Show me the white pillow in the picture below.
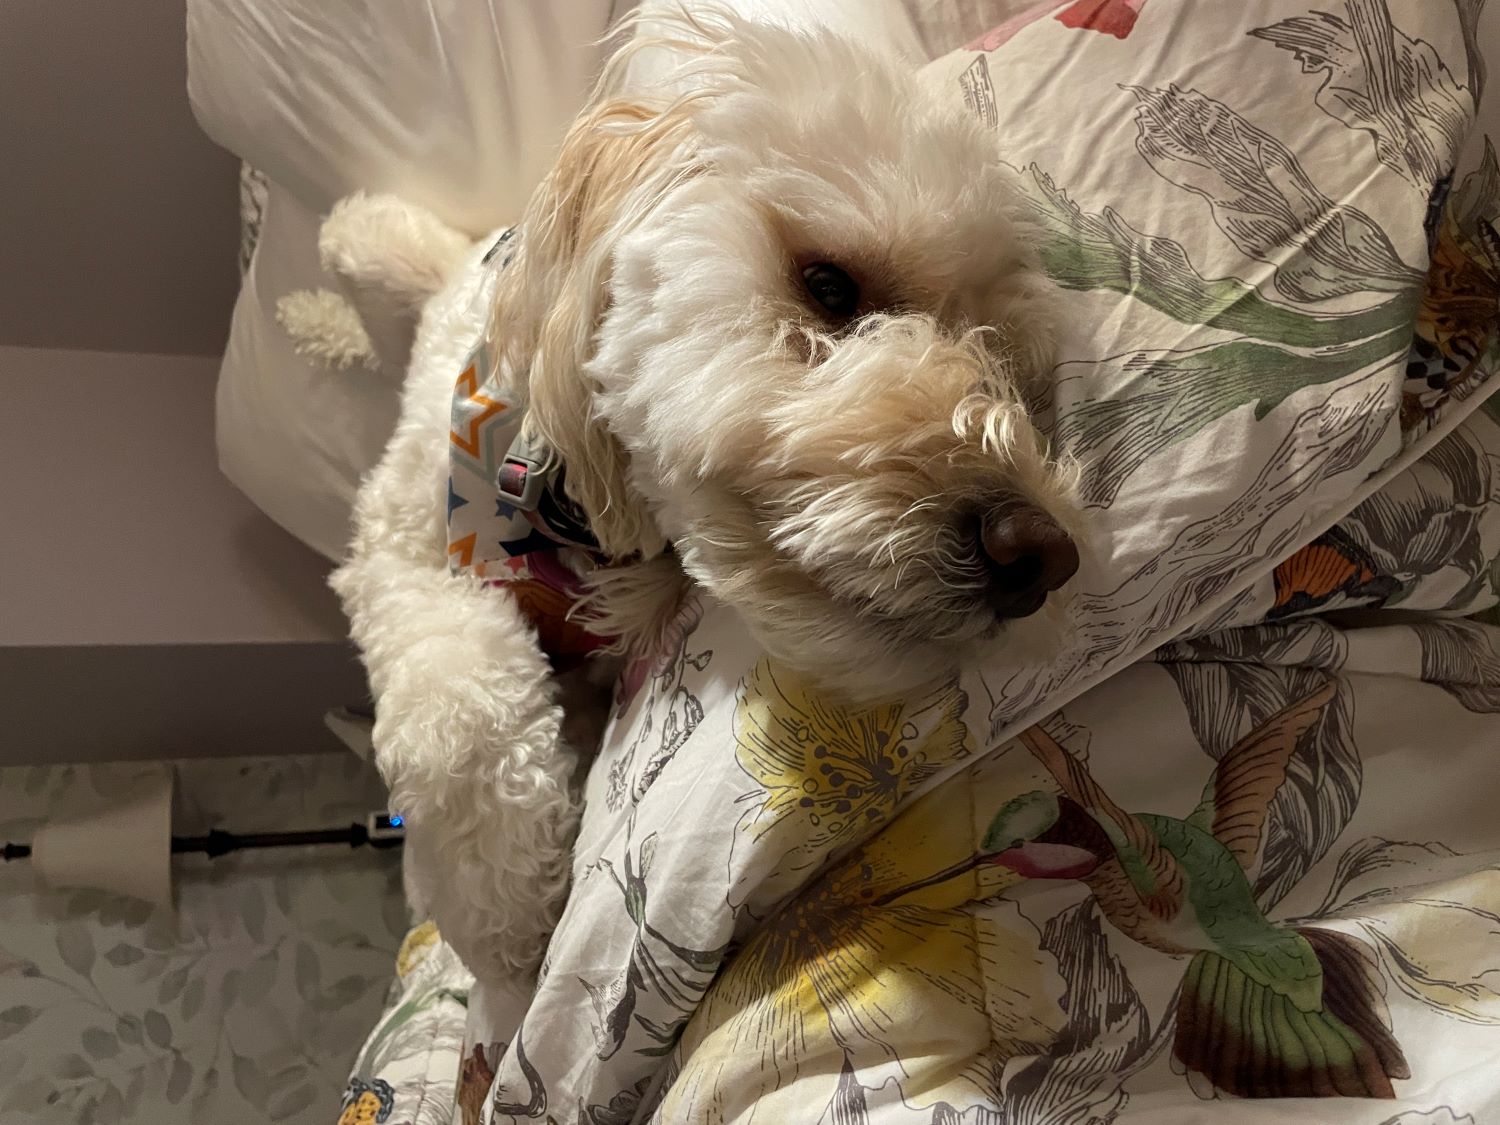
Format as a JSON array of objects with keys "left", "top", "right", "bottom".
[
  {"left": 216, "top": 184, "right": 404, "bottom": 559},
  {"left": 187, "top": 0, "right": 627, "bottom": 233},
  {"left": 191, "top": 0, "right": 630, "bottom": 557}
]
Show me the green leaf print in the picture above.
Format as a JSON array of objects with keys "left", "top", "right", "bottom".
[
  {"left": 1019, "top": 167, "right": 1413, "bottom": 348},
  {"left": 1059, "top": 326, "right": 1410, "bottom": 507},
  {"left": 0, "top": 1005, "right": 39, "bottom": 1041}
]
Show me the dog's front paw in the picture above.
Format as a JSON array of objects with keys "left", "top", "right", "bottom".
[
  {"left": 370, "top": 628, "right": 550, "bottom": 795},
  {"left": 404, "top": 823, "right": 573, "bottom": 990},
  {"left": 371, "top": 632, "right": 580, "bottom": 980}
]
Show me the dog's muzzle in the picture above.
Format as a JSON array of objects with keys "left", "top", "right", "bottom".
[{"left": 980, "top": 501, "right": 1079, "bottom": 620}]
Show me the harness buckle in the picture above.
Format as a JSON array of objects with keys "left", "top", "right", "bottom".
[{"left": 497, "top": 449, "right": 551, "bottom": 512}]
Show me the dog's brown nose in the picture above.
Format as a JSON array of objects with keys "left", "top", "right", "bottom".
[{"left": 981, "top": 503, "right": 1079, "bottom": 619}]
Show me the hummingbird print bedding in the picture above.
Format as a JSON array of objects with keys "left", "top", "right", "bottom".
[{"left": 340, "top": 2, "right": 1500, "bottom": 1122}]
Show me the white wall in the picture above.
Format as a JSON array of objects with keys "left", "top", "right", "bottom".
[
  {"left": 0, "top": 1, "right": 367, "bottom": 765},
  {"left": 0, "top": 347, "right": 362, "bottom": 764},
  {"left": 0, "top": 346, "right": 345, "bottom": 647}
]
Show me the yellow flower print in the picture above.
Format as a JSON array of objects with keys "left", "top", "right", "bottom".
[
  {"left": 729, "top": 659, "right": 973, "bottom": 907},
  {"left": 337, "top": 1091, "right": 380, "bottom": 1125},
  {"left": 666, "top": 766, "right": 1067, "bottom": 1124},
  {"left": 395, "top": 920, "right": 440, "bottom": 979},
  {"left": 1324, "top": 839, "right": 1500, "bottom": 1024},
  {"left": 1365, "top": 868, "right": 1500, "bottom": 1022},
  {"left": 337, "top": 1079, "right": 394, "bottom": 1125}
]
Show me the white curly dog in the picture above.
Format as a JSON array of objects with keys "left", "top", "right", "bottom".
[{"left": 331, "top": 10, "right": 1081, "bottom": 988}]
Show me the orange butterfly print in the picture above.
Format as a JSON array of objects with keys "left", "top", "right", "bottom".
[
  {"left": 1268, "top": 528, "right": 1399, "bottom": 620},
  {"left": 1404, "top": 214, "right": 1500, "bottom": 426}
]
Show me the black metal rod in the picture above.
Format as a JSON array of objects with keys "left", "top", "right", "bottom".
[{"left": 4, "top": 823, "right": 402, "bottom": 862}]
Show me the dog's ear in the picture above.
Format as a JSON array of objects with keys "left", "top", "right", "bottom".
[{"left": 491, "top": 94, "right": 697, "bottom": 562}]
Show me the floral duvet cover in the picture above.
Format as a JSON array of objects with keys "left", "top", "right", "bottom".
[{"left": 341, "top": 3, "right": 1500, "bottom": 1122}]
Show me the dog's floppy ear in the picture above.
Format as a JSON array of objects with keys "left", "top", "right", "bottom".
[{"left": 489, "top": 90, "right": 699, "bottom": 562}]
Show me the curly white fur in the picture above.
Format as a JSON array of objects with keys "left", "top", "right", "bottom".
[
  {"left": 319, "top": 193, "right": 472, "bottom": 375},
  {"left": 279, "top": 193, "right": 474, "bottom": 379},
  {"left": 276, "top": 288, "right": 377, "bottom": 371},
  {"left": 333, "top": 9, "right": 1081, "bottom": 987}
]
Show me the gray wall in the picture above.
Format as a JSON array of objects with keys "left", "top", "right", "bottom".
[
  {"left": 0, "top": 2, "right": 358, "bottom": 765},
  {"left": 0, "top": 644, "right": 368, "bottom": 762},
  {"left": 0, "top": 348, "right": 365, "bottom": 766},
  {"left": 0, "top": 0, "right": 241, "bottom": 356}
]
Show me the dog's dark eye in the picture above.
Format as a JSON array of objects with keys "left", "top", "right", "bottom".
[{"left": 801, "top": 262, "right": 860, "bottom": 318}]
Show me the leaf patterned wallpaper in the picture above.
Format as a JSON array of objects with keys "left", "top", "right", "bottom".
[{"left": 0, "top": 753, "right": 404, "bottom": 1124}]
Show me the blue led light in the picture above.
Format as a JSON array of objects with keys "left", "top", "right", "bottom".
[{"left": 389, "top": 814, "right": 404, "bottom": 827}]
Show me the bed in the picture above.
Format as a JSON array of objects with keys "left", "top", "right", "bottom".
[{"left": 188, "top": 2, "right": 1500, "bottom": 1123}]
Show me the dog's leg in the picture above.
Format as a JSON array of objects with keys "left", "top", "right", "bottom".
[
  {"left": 331, "top": 329, "right": 580, "bottom": 985},
  {"left": 319, "top": 193, "right": 472, "bottom": 376}
]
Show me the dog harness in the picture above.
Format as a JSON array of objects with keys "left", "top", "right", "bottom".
[{"left": 446, "top": 231, "right": 612, "bottom": 667}]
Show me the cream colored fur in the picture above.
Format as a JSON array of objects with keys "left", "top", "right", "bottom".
[
  {"left": 279, "top": 193, "right": 473, "bottom": 377},
  {"left": 333, "top": 9, "right": 1079, "bottom": 987}
]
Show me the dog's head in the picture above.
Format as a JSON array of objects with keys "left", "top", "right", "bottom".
[{"left": 490, "top": 9, "right": 1081, "bottom": 696}]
